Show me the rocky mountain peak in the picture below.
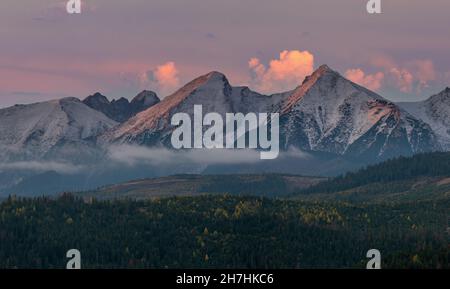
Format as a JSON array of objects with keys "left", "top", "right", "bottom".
[
  {"left": 131, "top": 90, "right": 160, "bottom": 107},
  {"left": 84, "top": 92, "right": 109, "bottom": 105},
  {"left": 83, "top": 91, "right": 159, "bottom": 123}
]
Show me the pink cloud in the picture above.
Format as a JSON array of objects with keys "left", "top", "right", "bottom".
[
  {"left": 249, "top": 50, "right": 315, "bottom": 93},
  {"left": 409, "top": 60, "right": 437, "bottom": 90},
  {"left": 141, "top": 62, "right": 180, "bottom": 97},
  {"left": 345, "top": 68, "right": 384, "bottom": 91},
  {"left": 368, "top": 56, "right": 437, "bottom": 93},
  {"left": 389, "top": 67, "right": 414, "bottom": 93}
]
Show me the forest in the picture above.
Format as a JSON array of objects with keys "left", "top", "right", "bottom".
[{"left": 0, "top": 194, "right": 448, "bottom": 269}]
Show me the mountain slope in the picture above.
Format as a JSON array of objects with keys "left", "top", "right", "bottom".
[
  {"left": 0, "top": 97, "right": 118, "bottom": 161},
  {"left": 399, "top": 87, "right": 450, "bottom": 150},
  {"left": 83, "top": 91, "right": 160, "bottom": 122}
]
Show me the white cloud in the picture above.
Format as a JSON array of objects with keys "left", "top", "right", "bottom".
[
  {"left": 0, "top": 161, "right": 84, "bottom": 174},
  {"left": 107, "top": 145, "right": 262, "bottom": 166}
]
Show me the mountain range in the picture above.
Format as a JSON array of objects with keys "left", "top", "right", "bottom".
[
  {"left": 0, "top": 65, "right": 449, "bottom": 195},
  {"left": 104, "top": 65, "right": 444, "bottom": 161}
]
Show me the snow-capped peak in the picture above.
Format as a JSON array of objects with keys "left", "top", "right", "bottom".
[
  {"left": 277, "top": 65, "right": 439, "bottom": 159},
  {"left": 0, "top": 97, "right": 118, "bottom": 161},
  {"left": 281, "top": 65, "right": 335, "bottom": 113},
  {"left": 399, "top": 87, "right": 450, "bottom": 150}
]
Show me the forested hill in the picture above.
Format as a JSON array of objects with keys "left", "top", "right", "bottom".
[
  {"left": 300, "top": 152, "right": 450, "bottom": 197},
  {"left": 77, "top": 174, "right": 325, "bottom": 200}
]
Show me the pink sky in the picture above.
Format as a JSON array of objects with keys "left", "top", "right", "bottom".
[{"left": 0, "top": 0, "right": 449, "bottom": 107}]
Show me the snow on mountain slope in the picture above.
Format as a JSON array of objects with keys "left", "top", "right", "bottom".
[
  {"left": 399, "top": 88, "right": 450, "bottom": 150},
  {"left": 0, "top": 97, "right": 118, "bottom": 161},
  {"left": 104, "top": 71, "right": 284, "bottom": 145},
  {"left": 276, "top": 65, "right": 440, "bottom": 160}
]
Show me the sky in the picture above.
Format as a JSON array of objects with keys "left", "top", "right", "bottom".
[{"left": 0, "top": 0, "right": 449, "bottom": 107}]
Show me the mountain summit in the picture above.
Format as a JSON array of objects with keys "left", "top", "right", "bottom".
[
  {"left": 131, "top": 90, "right": 160, "bottom": 108},
  {"left": 281, "top": 64, "right": 334, "bottom": 113}
]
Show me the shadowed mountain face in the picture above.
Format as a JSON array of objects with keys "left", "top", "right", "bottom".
[{"left": 83, "top": 91, "right": 160, "bottom": 123}]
